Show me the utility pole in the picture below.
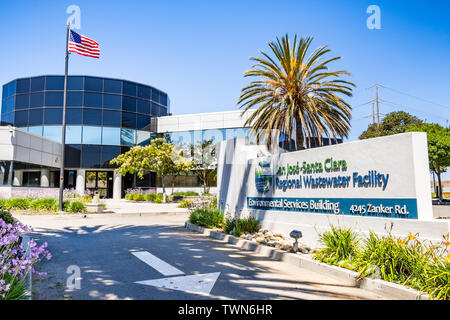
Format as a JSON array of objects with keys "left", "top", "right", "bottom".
[{"left": 371, "top": 101, "right": 376, "bottom": 124}]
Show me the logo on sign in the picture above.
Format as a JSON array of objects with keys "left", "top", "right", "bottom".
[{"left": 255, "top": 161, "right": 272, "bottom": 193}]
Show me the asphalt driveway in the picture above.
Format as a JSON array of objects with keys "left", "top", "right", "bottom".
[{"left": 14, "top": 212, "right": 387, "bottom": 300}]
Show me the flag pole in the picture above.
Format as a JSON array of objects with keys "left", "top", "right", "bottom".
[{"left": 58, "top": 22, "right": 70, "bottom": 212}]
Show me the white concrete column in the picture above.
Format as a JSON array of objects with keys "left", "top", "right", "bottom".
[
  {"left": 76, "top": 169, "right": 86, "bottom": 195},
  {"left": 40, "top": 169, "right": 50, "bottom": 187},
  {"left": 113, "top": 172, "right": 122, "bottom": 200},
  {"left": 13, "top": 170, "right": 23, "bottom": 186}
]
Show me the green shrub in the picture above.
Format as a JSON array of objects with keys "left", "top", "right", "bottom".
[
  {"left": 154, "top": 193, "right": 163, "bottom": 203},
  {"left": 0, "top": 199, "right": 7, "bottom": 210},
  {"left": 189, "top": 208, "right": 224, "bottom": 229},
  {"left": 420, "top": 260, "right": 450, "bottom": 300},
  {"left": 5, "top": 198, "right": 30, "bottom": 210},
  {"left": 223, "top": 216, "right": 234, "bottom": 234},
  {"left": 51, "top": 199, "right": 71, "bottom": 212},
  {"left": 236, "top": 216, "right": 260, "bottom": 234},
  {"left": 144, "top": 193, "right": 156, "bottom": 201},
  {"left": 354, "top": 232, "right": 430, "bottom": 287},
  {"left": 0, "top": 210, "right": 15, "bottom": 224},
  {"left": 29, "top": 198, "right": 58, "bottom": 211},
  {"left": 314, "top": 225, "right": 360, "bottom": 265},
  {"left": 232, "top": 224, "right": 243, "bottom": 237},
  {"left": 132, "top": 193, "right": 144, "bottom": 201},
  {"left": 125, "top": 193, "right": 133, "bottom": 200},
  {"left": 172, "top": 191, "right": 199, "bottom": 196},
  {"left": 67, "top": 201, "right": 86, "bottom": 213},
  {"left": 178, "top": 199, "right": 192, "bottom": 208}
]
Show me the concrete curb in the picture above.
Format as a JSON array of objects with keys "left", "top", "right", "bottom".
[
  {"left": 21, "top": 235, "right": 32, "bottom": 300},
  {"left": 185, "top": 221, "right": 430, "bottom": 300}
]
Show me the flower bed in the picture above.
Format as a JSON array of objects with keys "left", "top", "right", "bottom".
[
  {"left": 0, "top": 214, "right": 51, "bottom": 300},
  {"left": 0, "top": 197, "right": 87, "bottom": 214}
]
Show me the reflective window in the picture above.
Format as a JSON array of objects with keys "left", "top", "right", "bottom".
[
  {"left": 67, "top": 92, "right": 83, "bottom": 106},
  {"left": 43, "top": 125, "right": 62, "bottom": 143},
  {"left": 136, "top": 130, "right": 151, "bottom": 146},
  {"left": 66, "top": 108, "right": 82, "bottom": 124},
  {"left": 121, "top": 112, "right": 136, "bottom": 128},
  {"left": 84, "top": 92, "right": 102, "bottom": 108},
  {"left": 138, "top": 85, "right": 151, "bottom": 99},
  {"left": 83, "top": 108, "right": 102, "bottom": 125},
  {"left": 120, "top": 128, "right": 135, "bottom": 146},
  {"left": 160, "top": 92, "right": 168, "bottom": 106},
  {"left": 14, "top": 110, "right": 28, "bottom": 127},
  {"left": 203, "top": 129, "right": 225, "bottom": 143},
  {"left": 66, "top": 126, "right": 82, "bottom": 144},
  {"left": 28, "top": 109, "right": 43, "bottom": 125},
  {"left": 82, "top": 126, "right": 102, "bottom": 144},
  {"left": 28, "top": 126, "right": 43, "bottom": 136},
  {"left": 31, "top": 77, "right": 45, "bottom": 92},
  {"left": 65, "top": 144, "right": 81, "bottom": 168},
  {"left": 84, "top": 77, "right": 103, "bottom": 92},
  {"left": 123, "top": 81, "right": 136, "bottom": 96},
  {"left": 2, "top": 83, "right": 8, "bottom": 99},
  {"left": 101, "top": 146, "right": 120, "bottom": 168},
  {"left": 44, "top": 108, "right": 62, "bottom": 124},
  {"left": 30, "top": 92, "right": 44, "bottom": 108},
  {"left": 122, "top": 96, "right": 136, "bottom": 112},
  {"left": 45, "top": 92, "right": 64, "bottom": 106},
  {"left": 151, "top": 89, "right": 160, "bottom": 103},
  {"left": 102, "top": 110, "right": 121, "bottom": 127},
  {"left": 104, "top": 79, "right": 121, "bottom": 93},
  {"left": 159, "top": 105, "right": 168, "bottom": 116},
  {"left": 82, "top": 145, "right": 101, "bottom": 168},
  {"left": 68, "top": 76, "right": 83, "bottom": 90},
  {"left": 3, "top": 97, "right": 14, "bottom": 113},
  {"left": 225, "top": 128, "right": 249, "bottom": 140},
  {"left": 15, "top": 94, "right": 29, "bottom": 110},
  {"left": 16, "top": 79, "right": 30, "bottom": 94},
  {"left": 102, "top": 127, "right": 121, "bottom": 145},
  {"left": 45, "top": 76, "right": 64, "bottom": 90},
  {"left": 151, "top": 103, "right": 163, "bottom": 116},
  {"left": 137, "top": 114, "right": 150, "bottom": 130},
  {"left": 137, "top": 99, "right": 150, "bottom": 114},
  {"left": 103, "top": 94, "right": 121, "bottom": 109}
]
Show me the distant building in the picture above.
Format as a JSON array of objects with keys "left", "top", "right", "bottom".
[{"left": 1, "top": 75, "right": 341, "bottom": 198}]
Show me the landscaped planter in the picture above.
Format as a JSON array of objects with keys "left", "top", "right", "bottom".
[
  {"left": 185, "top": 221, "right": 431, "bottom": 300},
  {"left": 84, "top": 203, "right": 104, "bottom": 213}
]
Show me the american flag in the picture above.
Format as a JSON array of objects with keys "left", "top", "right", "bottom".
[{"left": 68, "top": 30, "right": 100, "bottom": 58}]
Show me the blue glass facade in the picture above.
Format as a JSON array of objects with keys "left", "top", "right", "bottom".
[{"left": 1, "top": 75, "right": 168, "bottom": 168}]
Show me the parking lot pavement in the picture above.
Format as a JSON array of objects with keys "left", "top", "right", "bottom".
[{"left": 15, "top": 213, "right": 387, "bottom": 300}]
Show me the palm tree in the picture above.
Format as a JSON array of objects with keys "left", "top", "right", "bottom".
[{"left": 238, "top": 34, "right": 355, "bottom": 151}]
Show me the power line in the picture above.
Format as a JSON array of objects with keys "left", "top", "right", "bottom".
[{"left": 379, "top": 84, "right": 450, "bottom": 110}]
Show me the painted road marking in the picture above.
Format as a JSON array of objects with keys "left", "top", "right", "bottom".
[
  {"left": 131, "top": 251, "right": 220, "bottom": 295},
  {"left": 132, "top": 251, "right": 184, "bottom": 276},
  {"left": 135, "top": 272, "right": 221, "bottom": 295}
]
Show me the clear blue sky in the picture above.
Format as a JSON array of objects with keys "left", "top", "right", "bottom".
[{"left": 1, "top": 1, "right": 449, "bottom": 141}]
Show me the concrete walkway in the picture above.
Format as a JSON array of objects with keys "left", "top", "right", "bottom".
[{"left": 102, "top": 199, "right": 189, "bottom": 215}]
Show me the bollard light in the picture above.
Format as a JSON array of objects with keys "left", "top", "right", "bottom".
[{"left": 289, "top": 230, "right": 303, "bottom": 253}]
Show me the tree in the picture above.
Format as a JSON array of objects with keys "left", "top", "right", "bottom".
[
  {"left": 191, "top": 139, "right": 217, "bottom": 194},
  {"left": 110, "top": 138, "right": 192, "bottom": 202},
  {"left": 238, "top": 34, "right": 355, "bottom": 151},
  {"left": 359, "top": 111, "right": 423, "bottom": 139},
  {"left": 407, "top": 123, "right": 450, "bottom": 201}
]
